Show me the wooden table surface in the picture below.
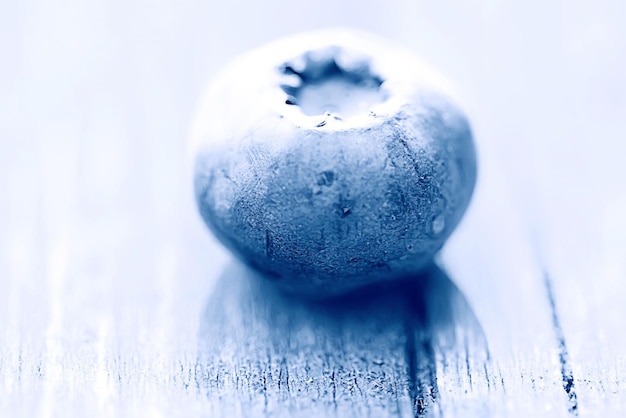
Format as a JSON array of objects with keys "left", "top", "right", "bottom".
[{"left": 1, "top": 1, "right": 625, "bottom": 417}]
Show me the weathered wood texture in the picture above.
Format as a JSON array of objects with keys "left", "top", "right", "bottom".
[
  {"left": 1, "top": 1, "right": 625, "bottom": 417},
  {"left": 198, "top": 262, "right": 489, "bottom": 418}
]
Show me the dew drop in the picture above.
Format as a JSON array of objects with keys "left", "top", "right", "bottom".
[{"left": 432, "top": 215, "right": 445, "bottom": 235}]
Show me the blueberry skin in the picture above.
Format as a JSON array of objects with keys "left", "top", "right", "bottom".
[
  {"left": 193, "top": 30, "right": 477, "bottom": 297},
  {"left": 195, "top": 92, "right": 476, "bottom": 297}
]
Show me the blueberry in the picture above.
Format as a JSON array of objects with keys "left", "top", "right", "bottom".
[{"left": 193, "top": 29, "right": 477, "bottom": 297}]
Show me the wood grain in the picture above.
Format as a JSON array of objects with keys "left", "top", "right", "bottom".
[{"left": 198, "top": 262, "right": 488, "bottom": 418}]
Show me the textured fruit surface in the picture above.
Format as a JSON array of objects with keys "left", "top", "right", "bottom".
[{"left": 193, "top": 29, "right": 477, "bottom": 296}]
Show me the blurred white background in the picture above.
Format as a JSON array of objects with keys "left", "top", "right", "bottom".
[
  {"left": 2, "top": 0, "right": 625, "bottom": 254},
  {"left": 1, "top": 1, "right": 625, "bottom": 416}
]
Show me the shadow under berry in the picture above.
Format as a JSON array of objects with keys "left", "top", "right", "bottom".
[{"left": 196, "top": 262, "right": 488, "bottom": 417}]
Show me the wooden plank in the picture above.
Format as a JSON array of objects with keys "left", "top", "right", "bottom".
[
  {"left": 438, "top": 144, "right": 574, "bottom": 417},
  {"left": 523, "top": 147, "right": 626, "bottom": 418},
  {"left": 197, "top": 260, "right": 489, "bottom": 418}
]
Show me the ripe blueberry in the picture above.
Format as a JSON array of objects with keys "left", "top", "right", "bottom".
[{"left": 193, "top": 29, "right": 477, "bottom": 297}]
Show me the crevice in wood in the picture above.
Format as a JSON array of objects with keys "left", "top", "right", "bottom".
[
  {"left": 404, "top": 318, "right": 420, "bottom": 417},
  {"left": 404, "top": 279, "right": 440, "bottom": 418},
  {"left": 544, "top": 271, "right": 579, "bottom": 416}
]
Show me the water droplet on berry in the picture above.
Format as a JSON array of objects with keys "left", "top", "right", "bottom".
[{"left": 432, "top": 215, "right": 445, "bottom": 235}]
